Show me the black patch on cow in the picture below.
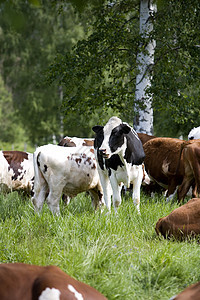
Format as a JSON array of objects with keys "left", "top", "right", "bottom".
[
  {"left": 92, "top": 126, "right": 104, "bottom": 149},
  {"left": 97, "top": 150, "right": 105, "bottom": 170},
  {"left": 109, "top": 124, "right": 131, "bottom": 153},
  {"left": 43, "top": 164, "right": 48, "bottom": 173},
  {"left": 97, "top": 150, "right": 124, "bottom": 174},
  {"left": 124, "top": 130, "right": 145, "bottom": 165},
  {"left": 105, "top": 154, "right": 124, "bottom": 176},
  {"left": 37, "top": 152, "right": 41, "bottom": 167}
]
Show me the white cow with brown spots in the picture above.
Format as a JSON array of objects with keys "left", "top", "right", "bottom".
[
  {"left": 0, "top": 150, "right": 34, "bottom": 194},
  {"left": 32, "top": 144, "right": 103, "bottom": 214}
]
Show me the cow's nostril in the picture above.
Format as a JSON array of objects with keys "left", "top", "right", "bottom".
[{"left": 99, "top": 149, "right": 106, "bottom": 153}]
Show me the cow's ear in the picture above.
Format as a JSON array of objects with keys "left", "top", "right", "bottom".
[
  {"left": 120, "top": 124, "right": 131, "bottom": 134},
  {"left": 92, "top": 125, "right": 103, "bottom": 134}
]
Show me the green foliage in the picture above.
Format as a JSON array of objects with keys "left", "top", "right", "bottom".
[
  {"left": 0, "top": 0, "right": 86, "bottom": 144},
  {"left": 48, "top": 0, "right": 200, "bottom": 137},
  {"left": 47, "top": 0, "right": 140, "bottom": 124},
  {"left": 1, "top": 191, "right": 200, "bottom": 299},
  {"left": 0, "top": 75, "right": 25, "bottom": 143},
  {"left": 151, "top": 0, "right": 200, "bottom": 131}
]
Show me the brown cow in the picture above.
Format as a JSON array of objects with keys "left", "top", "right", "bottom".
[
  {"left": 0, "top": 263, "right": 107, "bottom": 300},
  {"left": 137, "top": 132, "right": 156, "bottom": 145},
  {"left": 155, "top": 198, "right": 200, "bottom": 239},
  {"left": 170, "top": 281, "right": 200, "bottom": 300},
  {"left": 143, "top": 137, "right": 186, "bottom": 200},
  {"left": 176, "top": 140, "right": 200, "bottom": 201}
]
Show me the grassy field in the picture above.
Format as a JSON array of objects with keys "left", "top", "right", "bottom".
[{"left": 0, "top": 191, "right": 200, "bottom": 299}]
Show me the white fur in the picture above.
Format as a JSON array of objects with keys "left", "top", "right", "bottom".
[
  {"left": 68, "top": 284, "right": 84, "bottom": 300},
  {"left": 188, "top": 126, "right": 200, "bottom": 140},
  {"left": 39, "top": 287, "right": 61, "bottom": 300},
  {"left": 0, "top": 151, "right": 34, "bottom": 193},
  {"left": 32, "top": 144, "right": 103, "bottom": 214}
]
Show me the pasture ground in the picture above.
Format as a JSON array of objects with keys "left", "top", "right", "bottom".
[{"left": 0, "top": 191, "right": 200, "bottom": 299}]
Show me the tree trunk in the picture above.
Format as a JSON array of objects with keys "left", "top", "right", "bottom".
[{"left": 134, "top": 0, "right": 156, "bottom": 135}]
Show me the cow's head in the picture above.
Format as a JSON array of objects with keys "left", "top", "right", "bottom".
[
  {"left": 92, "top": 116, "right": 145, "bottom": 165},
  {"left": 92, "top": 117, "right": 128, "bottom": 159}
]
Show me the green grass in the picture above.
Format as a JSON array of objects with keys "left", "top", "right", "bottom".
[{"left": 0, "top": 191, "right": 200, "bottom": 299}]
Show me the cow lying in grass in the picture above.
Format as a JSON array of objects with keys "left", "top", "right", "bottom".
[
  {"left": 155, "top": 198, "right": 200, "bottom": 240},
  {"left": 170, "top": 280, "right": 200, "bottom": 300},
  {"left": 32, "top": 144, "right": 103, "bottom": 215},
  {"left": 0, "top": 263, "right": 107, "bottom": 300}
]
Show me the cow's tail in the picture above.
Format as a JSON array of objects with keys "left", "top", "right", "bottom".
[
  {"left": 32, "top": 149, "right": 47, "bottom": 197},
  {"left": 162, "top": 140, "right": 191, "bottom": 176},
  {"left": 174, "top": 140, "right": 192, "bottom": 175}
]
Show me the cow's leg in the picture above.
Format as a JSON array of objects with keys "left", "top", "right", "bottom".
[
  {"left": 131, "top": 176, "right": 142, "bottom": 214},
  {"left": 109, "top": 174, "right": 122, "bottom": 213},
  {"left": 32, "top": 174, "right": 48, "bottom": 213},
  {"left": 177, "top": 176, "right": 193, "bottom": 202},
  {"left": 46, "top": 188, "right": 63, "bottom": 215},
  {"left": 89, "top": 185, "right": 104, "bottom": 210},
  {"left": 165, "top": 176, "right": 180, "bottom": 202},
  {"left": 98, "top": 169, "right": 112, "bottom": 211}
]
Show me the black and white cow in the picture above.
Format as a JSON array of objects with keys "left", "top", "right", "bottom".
[
  {"left": 188, "top": 126, "right": 200, "bottom": 140},
  {"left": 92, "top": 116, "right": 146, "bottom": 212}
]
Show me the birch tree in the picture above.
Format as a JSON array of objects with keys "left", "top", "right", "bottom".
[{"left": 134, "top": 0, "right": 156, "bottom": 134}]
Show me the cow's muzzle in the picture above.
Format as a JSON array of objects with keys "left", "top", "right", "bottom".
[{"left": 99, "top": 149, "right": 109, "bottom": 159}]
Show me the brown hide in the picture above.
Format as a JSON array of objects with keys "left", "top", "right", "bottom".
[
  {"left": 172, "top": 281, "right": 200, "bottom": 300},
  {"left": 137, "top": 133, "right": 156, "bottom": 145},
  {"left": 155, "top": 198, "right": 200, "bottom": 239},
  {"left": 0, "top": 263, "right": 107, "bottom": 300},
  {"left": 177, "top": 140, "right": 200, "bottom": 201},
  {"left": 58, "top": 137, "right": 94, "bottom": 147},
  {"left": 58, "top": 137, "right": 76, "bottom": 147},
  {"left": 3, "top": 151, "right": 29, "bottom": 181},
  {"left": 143, "top": 137, "right": 185, "bottom": 199}
]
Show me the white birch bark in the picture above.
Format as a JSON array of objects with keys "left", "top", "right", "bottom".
[{"left": 134, "top": 0, "right": 156, "bottom": 134}]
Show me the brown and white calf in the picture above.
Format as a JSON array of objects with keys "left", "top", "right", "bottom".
[
  {"left": 0, "top": 150, "right": 34, "bottom": 194},
  {"left": 0, "top": 263, "right": 107, "bottom": 300},
  {"left": 32, "top": 144, "right": 103, "bottom": 214},
  {"left": 155, "top": 198, "right": 200, "bottom": 240}
]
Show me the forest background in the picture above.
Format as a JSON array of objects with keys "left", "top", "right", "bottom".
[{"left": 0, "top": 0, "right": 200, "bottom": 151}]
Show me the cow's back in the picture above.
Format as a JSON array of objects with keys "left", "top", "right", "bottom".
[{"left": 137, "top": 133, "right": 156, "bottom": 145}]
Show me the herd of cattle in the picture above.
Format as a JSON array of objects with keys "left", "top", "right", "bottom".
[{"left": 1, "top": 117, "right": 200, "bottom": 299}]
